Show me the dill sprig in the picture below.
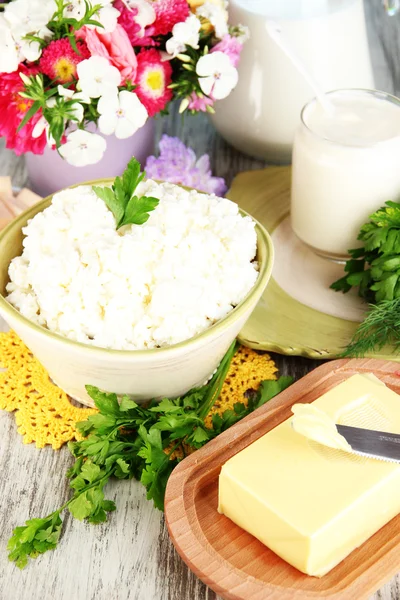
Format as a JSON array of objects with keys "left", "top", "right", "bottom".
[{"left": 342, "top": 298, "right": 400, "bottom": 357}]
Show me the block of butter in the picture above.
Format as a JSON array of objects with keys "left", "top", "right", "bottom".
[{"left": 218, "top": 373, "right": 400, "bottom": 577}]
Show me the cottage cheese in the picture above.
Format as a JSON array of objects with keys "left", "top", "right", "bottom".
[{"left": 6, "top": 180, "right": 258, "bottom": 350}]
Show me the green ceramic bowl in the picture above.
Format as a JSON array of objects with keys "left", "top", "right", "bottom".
[{"left": 0, "top": 180, "right": 274, "bottom": 406}]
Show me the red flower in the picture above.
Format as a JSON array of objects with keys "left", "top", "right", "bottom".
[
  {"left": 0, "top": 67, "right": 47, "bottom": 156},
  {"left": 135, "top": 49, "right": 173, "bottom": 116},
  {"left": 39, "top": 39, "right": 90, "bottom": 83},
  {"left": 114, "top": 0, "right": 155, "bottom": 46},
  {"left": 149, "top": 0, "right": 189, "bottom": 36},
  {"left": 116, "top": 0, "right": 189, "bottom": 43}
]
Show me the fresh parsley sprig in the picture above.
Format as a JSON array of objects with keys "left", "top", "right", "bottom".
[
  {"left": 93, "top": 158, "right": 159, "bottom": 230},
  {"left": 8, "top": 342, "right": 293, "bottom": 568},
  {"left": 7, "top": 461, "right": 116, "bottom": 569},
  {"left": 331, "top": 201, "right": 400, "bottom": 303},
  {"left": 331, "top": 200, "right": 400, "bottom": 355}
]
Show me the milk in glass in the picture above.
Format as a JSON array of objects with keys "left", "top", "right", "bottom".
[{"left": 291, "top": 89, "right": 400, "bottom": 260}]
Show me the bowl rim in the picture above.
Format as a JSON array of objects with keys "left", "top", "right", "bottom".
[{"left": 0, "top": 178, "right": 274, "bottom": 357}]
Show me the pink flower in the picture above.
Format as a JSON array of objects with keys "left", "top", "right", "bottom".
[
  {"left": 39, "top": 39, "right": 90, "bottom": 83},
  {"left": 77, "top": 25, "right": 138, "bottom": 85},
  {"left": 188, "top": 92, "right": 214, "bottom": 112},
  {"left": 147, "top": 0, "right": 189, "bottom": 36},
  {"left": 135, "top": 49, "right": 173, "bottom": 116},
  {"left": 211, "top": 35, "right": 243, "bottom": 67},
  {"left": 114, "top": 0, "right": 156, "bottom": 46},
  {"left": 0, "top": 68, "right": 47, "bottom": 156}
]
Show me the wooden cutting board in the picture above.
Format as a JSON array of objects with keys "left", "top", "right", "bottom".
[{"left": 164, "top": 359, "right": 400, "bottom": 600}]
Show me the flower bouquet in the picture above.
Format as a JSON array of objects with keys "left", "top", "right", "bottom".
[{"left": 0, "top": 0, "right": 248, "bottom": 168}]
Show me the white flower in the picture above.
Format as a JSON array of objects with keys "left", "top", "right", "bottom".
[
  {"left": 58, "top": 85, "right": 91, "bottom": 104},
  {"left": 87, "top": 4, "right": 120, "bottom": 33},
  {"left": 98, "top": 91, "right": 148, "bottom": 139},
  {"left": 235, "top": 24, "right": 250, "bottom": 43},
  {"left": 4, "top": 0, "right": 54, "bottom": 37},
  {"left": 59, "top": 130, "right": 107, "bottom": 167},
  {"left": 64, "top": 0, "right": 119, "bottom": 33},
  {"left": 70, "top": 102, "right": 84, "bottom": 124},
  {"left": 166, "top": 14, "right": 201, "bottom": 58},
  {"left": 196, "top": 52, "right": 238, "bottom": 100},
  {"left": 2, "top": 0, "right": 54, "bottom": 66},
  {"left": 32, "top": 117, "right": 47, "bottom": 139},
  {"left": 122, "top": 0, "right": 155, "bottom": 36},
  {"left": 31, "top": 117, "right": 53, "bottom": 146},
  {"left": 31, "top": 114, "right": 57, "bottom": 147},
  {"left": 196, "top": 2, "right": 228, "bottom": 39},
  {"left": 77, "top": 56, "right": 121, "bottom": 99},
  {"left": 15, "top": 37, "right": 41, "bottom": 62},
  {"left": 0, "top": 16, "right": 19, "bottom": 73}
]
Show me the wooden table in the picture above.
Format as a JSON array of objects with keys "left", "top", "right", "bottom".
[{"left": 0, "top": 3, "right": 399, "bottom": 599}]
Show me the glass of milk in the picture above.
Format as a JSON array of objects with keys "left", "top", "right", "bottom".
[{"left": 291, "top": 89, "right": 400, "bottom": 261}]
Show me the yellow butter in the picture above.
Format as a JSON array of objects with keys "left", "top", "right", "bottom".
[
  {"left": 291, "top": 403, "right": 352, "bottom": 452},
  {"left": 218, "top": 373, "right": 400, "bottom": 577}
]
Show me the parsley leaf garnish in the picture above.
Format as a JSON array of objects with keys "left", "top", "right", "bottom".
[
  {"left": 7, "top": 342, "right": 293, "bottom": 568},
  {"left": 331, "top": 200, "right": 400, "bottom": 355},
  {"left": 93, "top": 157, "right": 159, "bottom": 229}
]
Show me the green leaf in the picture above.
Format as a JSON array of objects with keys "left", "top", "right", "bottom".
[
  {"left": 68, "top": 33, "right": 80, "bottom": 54},
  {"left": 17, "top": 101, "right": 41, "bottom": 132},
  {"left": 92, "top": 158, "right": 159, "bottom": 231},
  {"left": 102, "top": 500, "right": 116, "bottom": 512},
  {"left": 150, "top": 398, "right": 182, "bottom": 413},
  {"left": 85, "top": 386, "right": 121, "bottom": 416},
  {"left": 122, "top": 157, "right": 144, "bottom": 197},
  {"left": 369, "top": 201, "right": 400, "bottom": 228},
  {"left": 88, "top": 508, "right": 107, "bottom": 524},
  {"left": 113, "top": 176, "right": 129, "bottom": 213},
  {"left": 114, "top": 458, "right": 130, "bottom": 479},
  {"left": 119, "top": 396, "right": 138, "bottom": 412},
  {"left": 119, "top": 195, "right": 159, "bottom": 227},
  {"left": 75, "top": 420, "right": 94, "bottom": 436},
  {"left": 77, "top": 413, "right": 116, "bottom": 437},
  {"left": 8, "top": 513, "right": 62, "bottom": 568},
  {"left": 92, "top": 186, "right": 125, "bottom": 227},
  {"left": 190, "top": 427, "right": 210, "bottom": 445},
  {"left": 68, "top": 493, "right": 93, "bottom": 521},
  {"left": 256, "top": 377, "right": 293, "bottom": 408},
  {"left": 80, "top": 461, "right": 102, "bottom": 483},
  {"left": 371, "top": 273, "right": 399, "bottom": 302}
]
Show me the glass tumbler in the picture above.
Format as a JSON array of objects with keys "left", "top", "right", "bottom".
[{"left": 291, "top": 89, "right": 400, "bottom": 261}]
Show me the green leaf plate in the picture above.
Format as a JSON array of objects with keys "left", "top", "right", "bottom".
[{"left": 228, "top": 166, "right": 398, "bottom": 361}]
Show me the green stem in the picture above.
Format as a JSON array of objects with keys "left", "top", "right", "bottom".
[
  {"left": 166, "top": 440, "right": 183, "bottom": 458},
  {"left": 197, "top": 341, "right": 237, "bottom": 420},
  {"left": 69, "top": 471, "right": 113, "bottom": 501}
]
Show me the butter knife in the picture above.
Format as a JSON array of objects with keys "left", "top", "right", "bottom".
[{"left": 336, "top": 424, "right": 400, "bottom": 464}]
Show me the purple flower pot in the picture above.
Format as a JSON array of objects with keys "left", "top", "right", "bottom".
[{"left": 25, "top": 119, "right": 155, "bottom": 197}]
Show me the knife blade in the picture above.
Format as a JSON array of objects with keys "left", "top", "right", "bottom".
[{"left": 336, "top": 424, "right": 400, "bottom": 464}]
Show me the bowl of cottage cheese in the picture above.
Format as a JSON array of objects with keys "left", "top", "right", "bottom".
[{"left": 0, "top": 178, "right": 273, "bottom": 406}]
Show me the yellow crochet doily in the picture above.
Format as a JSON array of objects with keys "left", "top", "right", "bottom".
[
  {"left": 0, "top": 331, "right": 277, "bottom": 450},
  {"left": 0, "top": 331, "right": 96, "bottom": 449}
]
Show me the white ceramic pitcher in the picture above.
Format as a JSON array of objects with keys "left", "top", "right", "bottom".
[{"left": 210, "top": 0, "right": 375, "bottom": 163}]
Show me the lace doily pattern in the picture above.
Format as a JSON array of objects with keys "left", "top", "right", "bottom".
[{"left": 0, "top": 331, "right": 96, "bottom": 449}]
